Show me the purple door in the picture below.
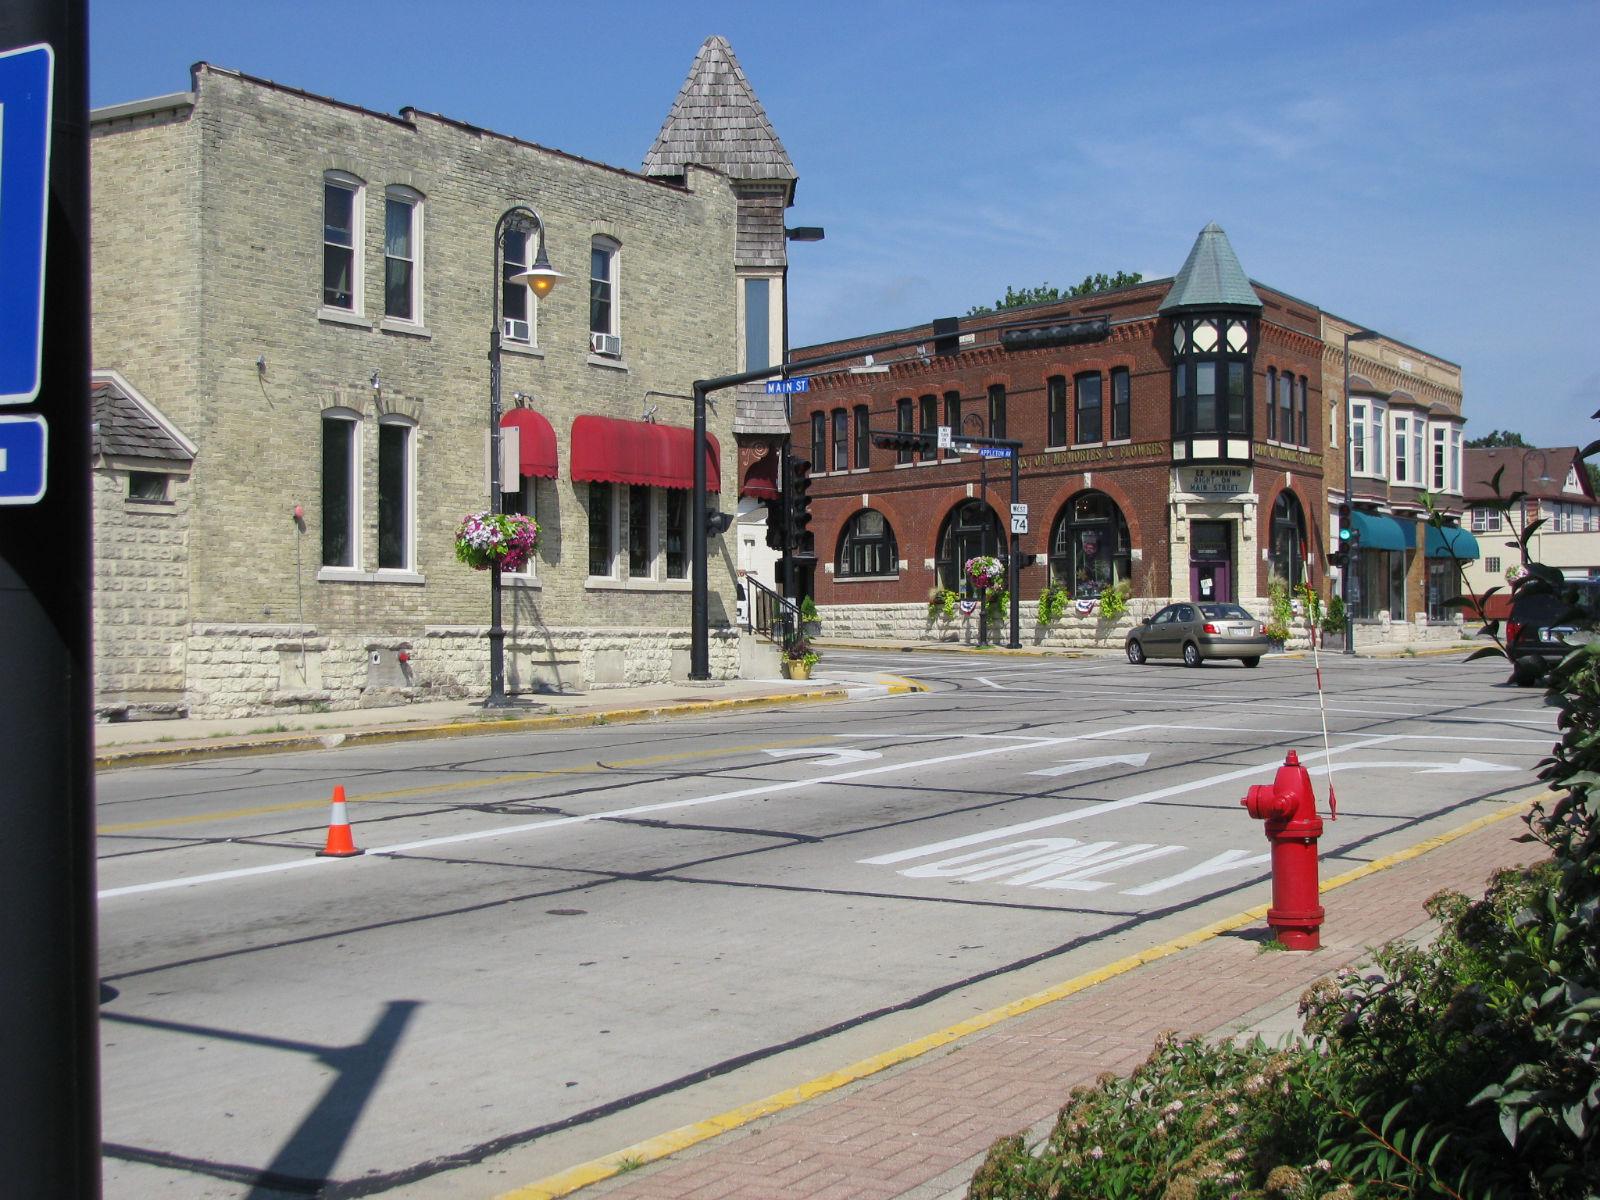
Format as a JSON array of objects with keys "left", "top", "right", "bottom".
[{"left": 1190, "top": 522, "right": 1233, "bottom": 602}]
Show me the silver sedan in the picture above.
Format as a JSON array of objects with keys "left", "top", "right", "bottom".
[{"left": 1125, "top": 602, "right": 1273, "bottom": 668}]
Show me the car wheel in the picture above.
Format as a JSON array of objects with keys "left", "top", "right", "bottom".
[
  {"left": 1182, "top": 642, "right": 1202, "bottom": 668},
  {"left": 1241, "top": 656, "right": 1261, "bottom": 668},
  {"left": 1126, "top": 640, "right": 1146, "bottom": 665}
]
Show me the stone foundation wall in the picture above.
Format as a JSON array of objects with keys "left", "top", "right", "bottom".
[{"left": 177, "top": 624, "right": 740, "bottom": 719}]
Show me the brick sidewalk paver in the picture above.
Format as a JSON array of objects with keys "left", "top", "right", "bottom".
[{"left": 573, "top": 810, "right": 1544, "bottom": 1200}]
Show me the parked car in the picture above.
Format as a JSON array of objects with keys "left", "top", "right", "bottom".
[
  {"left": 1505, "top": 578, "right": 1600, "bottom": 686},
  {"left": 1125, "top": 602, "right": 1273, "bottom": 668}
]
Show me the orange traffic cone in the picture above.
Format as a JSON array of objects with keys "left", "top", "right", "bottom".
[{"left": 316, "top": 786, "right": 363, "bottom": 857}]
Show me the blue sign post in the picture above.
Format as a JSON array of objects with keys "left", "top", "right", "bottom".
[{"left": 0, "top": 43, "right": 54, "bottom": 408}]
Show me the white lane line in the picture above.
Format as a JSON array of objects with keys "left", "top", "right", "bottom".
[
  {"left": 860, "top": 736, "right": 1395, "bottom": 867},
  {"left": 974, "top": 677, "right": 1005, "bottom": 690},
  {"left": 98, "top": 727, "right": 1115, "bottom": 901}
]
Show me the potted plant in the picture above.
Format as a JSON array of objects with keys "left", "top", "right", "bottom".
[
  {"left": 782, "top": 635, "right": 819, "bottom": 680},
  {"left": 454, "top": 510, "right": 540, "bottom": 572},
  {"left": 799, "top": 594, "right": 821, "bottom": 637}
]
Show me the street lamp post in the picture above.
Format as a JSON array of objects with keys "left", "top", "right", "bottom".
[
  {"left": 1518, "top": 449, "right": 1551, "bottom": 566},
  {"left": 1341, "top": 327, "right": 1381, "bottom": 657},
  {"left": 487, "top": 205, "right": 563, "bottom": 706}
]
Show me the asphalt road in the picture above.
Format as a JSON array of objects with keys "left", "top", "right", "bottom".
[{"left": 95, "top": 650, "right": 1554, "bottom": 1198}]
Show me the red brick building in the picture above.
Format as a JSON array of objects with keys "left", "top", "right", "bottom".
[{"left": 777, "top": 225, "right": 1331, "bottom": 639}]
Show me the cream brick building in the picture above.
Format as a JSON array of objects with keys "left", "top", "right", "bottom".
[{"left": 91, "top": 43, "right": 794, "bottom": 718}]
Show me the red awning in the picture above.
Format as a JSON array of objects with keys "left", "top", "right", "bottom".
[
  {"left": 569, "top": 416, "right": 720, "bottom": 492},
  {"left": 741, "top": 452, "right": 780, "bottom": 501},
  {"left": 500, "top": 408, "right": 558, "bottom": 479}
]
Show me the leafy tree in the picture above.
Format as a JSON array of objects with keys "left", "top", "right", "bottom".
[
  {"left": 967, "top": 271, "right": 1143, "bottom": 316},
  {"left": 1466, "top": 429, "right": 1530, "bottom": 448}
]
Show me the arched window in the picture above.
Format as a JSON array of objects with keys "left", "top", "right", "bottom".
[
  {"left": 1269, "top": 489, "right": 1306, "bottom": 587},
  {"left": 837, "top": 509, "right": 899, "bottom": 578},
  {"left": 1049, "top": 490, "right": 1131, "bottom": 598},
  {"left": 936, "top": 500, "right": 1004, "bottom": 594}
]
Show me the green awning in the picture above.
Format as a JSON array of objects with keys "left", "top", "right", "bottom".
[
  {"left": 1350, "top": 510, "right": 1409, "bottom": 552},
  {"left": 1425, "top": 524, "right": 1481, "bottom": 560}
]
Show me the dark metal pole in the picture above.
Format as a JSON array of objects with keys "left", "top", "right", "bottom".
[
  {"left": 485, "top": 210, "right": 513, "bottom": 706},
  {"left": 1009, "top": 451, "right": 1021, "bottom": 648},
  {"left": 690, "top": 382, "right": 711, "bottom": 679},
  {"left": 0, "top": 3, "right": 101, "bottom": 1194}
]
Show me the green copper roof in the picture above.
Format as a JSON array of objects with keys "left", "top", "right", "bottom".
[{"left": 1158, "top": 223, "right": 1262, "bottom": 313}]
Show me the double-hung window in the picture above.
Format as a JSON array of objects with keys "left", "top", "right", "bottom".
[
  {"left": 832, "top": 408, "right": 848, "bottom": 472},
  {"left": 853, "top": 405, "right": 871, "bottom": 469},
  {"left": 501, "top": 229, "right": 540, "bottom": 345},
  {"left": 987, "top": 384, "right": 1007, "bottom": 441},
  {"left": 1075, "top": 372, "right": 1102, "bottom": 444},
  {"left": 810, "top": 411, "right": 826, "bottom": 470},
  {"left": 376, "top": 418, "right": 414, "bottom": 571},
  {"left": 918, "top": 395, "right": 937, "bottom": 463},
  {"left": 896, "top": 398, "right": 913, "bottom": 465},
  {"left": 1266, "top": 369, "right": 1278, "bottom": 440},
  {"left": 1432, "top": 426, "right": 1448, "bottom": 491},
  {"left": 322, "top": 173, "right": 363, "bottom": 313},
  {"left": 1047, "top": 376, "right": 1067, "bottom": 447},
  {"left": 321, "top": 412, "right": 360, "bottom": 567},
  {"left": 1277, "top": 373, "right": 1294, "bottom": 445},
  {"left": 1111, "top": 368, "right": 1130, "bottom": 441},
  {"left": 1295, "top": 377, "right": 1308, "bottom": 447},
  {"left": 943, "top": 391, "right": 961, "bottom": 458},
  {"left": 742, "top": 277, "right": 773, "bottom": 372},
  {"left": 383, "top": 187, "right": 422, "bottom": 323},
  {"left": 590, "top": 237, "right": 620, "bottom": 355}
]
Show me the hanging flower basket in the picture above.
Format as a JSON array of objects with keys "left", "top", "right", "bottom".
[
  {"left": 454, "top": 510, "right": 540, "bottom": 572},
  {"left": 964, "top": 555, "right": 1005, "bottom": 591}
]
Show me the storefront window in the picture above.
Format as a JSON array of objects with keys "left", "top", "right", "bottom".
[
  {"left": 936, "top": 501, "right": 1004, "bottom": 594},
  {"left": 1352, "top": 549, "right": 1407, "bottom": 620},
  {"left": 1048, "top": 491, "right": 1131, "bottom": 598},
  {"left": 1269, "top": 490, "right": 1306, "bottom": 588}
]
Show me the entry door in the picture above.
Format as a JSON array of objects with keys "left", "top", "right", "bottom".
[{"left": 1190, "top": 522, "right": 1233, "bottom": 603}]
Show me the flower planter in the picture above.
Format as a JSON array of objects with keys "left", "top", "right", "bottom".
[{"left": 783, "top": 659, "right": 813, "bottom": 680}]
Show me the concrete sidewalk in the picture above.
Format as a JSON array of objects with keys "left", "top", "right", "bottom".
[
  {"left": 93, "top": 672, "right": 924, "bottom": 769},
  {"left": 498, "top": 799, "right": 1544, "bottom": 1200}
]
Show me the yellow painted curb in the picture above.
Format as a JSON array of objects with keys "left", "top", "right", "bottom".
[{"left": 497, "top": 790, "right": 1546, "bottom": 1200}]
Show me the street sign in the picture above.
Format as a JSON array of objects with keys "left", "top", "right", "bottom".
[
  {"left": 764, "top": 377, "right": 809, "bottom": 394},
  {"left": 0, "top": 414, "right": 48, "bottom": 504},
  {"left": 0, "top": 44, "right": 54, "bottom": 406},
  {"left": 980, "top": 447, "right": 1013, "bottom": 459},
  {"left": 936, "top": 424, "right": 952, "bottom": 449},
  {"left": 1010, "top": 502, "right": 1028, "bottom": 516},
  {"left": 1010, "top": 513, "right": 1028, "bottom": 535}
]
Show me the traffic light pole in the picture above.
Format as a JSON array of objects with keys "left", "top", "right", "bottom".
[{"left": 0, "top": 4, "right": 102, "bottom": 1195}]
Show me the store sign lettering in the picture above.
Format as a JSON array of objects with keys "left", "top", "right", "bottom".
[
  {"left": 1019, "top": 441, "right": 1165, "bottom": 471},
  {"left": 1183, "top": 467, "right": 1250, "bottom": 494}
]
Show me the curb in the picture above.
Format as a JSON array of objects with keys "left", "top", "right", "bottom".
[
  {"left": 495, "top": 792, "right": 1544, "bottom": 1200},
  {"left": 93, "top": 686, "right": 858, "bottom": 770}
]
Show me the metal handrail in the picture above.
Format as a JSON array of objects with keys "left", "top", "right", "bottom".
[{"left": 743, "top": 575, "right": 796, "bottom": 644}]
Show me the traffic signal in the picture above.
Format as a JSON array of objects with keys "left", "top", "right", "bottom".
[
  {"left": 764, "top": 499, "right": 787, "bottom": 552},
  {"left": 871, "top": 430, "right": 938, "bottom": 455},
  {"left": 999, "top": 317, "right": 1110, "bottom": 352},
  {"left": 705, "top": 509, "right": 734, "bottom": 538},
  {"left": 932, "top": 316, "right": 961, "bottom": 358},
  {"left": 784, "top": 453, "right": 815, "bottom": 560}
]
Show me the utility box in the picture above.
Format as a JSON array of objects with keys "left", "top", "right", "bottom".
[{"left": 365, "top": 646, "right": 411, "bottom": 689}]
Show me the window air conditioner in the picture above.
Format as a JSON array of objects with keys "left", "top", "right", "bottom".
[
  {"left": 590, "top": 331, "right": 622, "bottom": 357},
  {"left": 503, "top": 317, "right": 530, "bottom": 342}
]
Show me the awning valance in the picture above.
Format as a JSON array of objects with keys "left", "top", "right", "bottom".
[
  {"left": 1350, "top": 510, "right": 1409, "bottom": 552},
  {"left": 569, "top": 416, "right": 720, "bottom": 492},
  {"left": 740, "top": 452, "right": 780, "bottom": 501},
  {"left": 1425, "top": 524, "right": 1481, "bottom": 560},
  {"left": 500, "top": 408, "right": 558, "bottom": 479}
]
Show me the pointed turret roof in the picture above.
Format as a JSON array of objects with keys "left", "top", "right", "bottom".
[
  {"left": 643, "top": 36, "right": 796, "bottom": 191},
  {"left": 1158, "top": 223, "right": 1262, "bottom": 313}
]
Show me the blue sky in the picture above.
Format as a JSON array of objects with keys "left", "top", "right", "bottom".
[{"left": 90, "top": 1, "right": 1598, "bottom": 447}]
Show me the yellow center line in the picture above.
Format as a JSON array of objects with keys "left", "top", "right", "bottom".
[{"left": 96, "top": 737, "right": 827, "bottom": 835}]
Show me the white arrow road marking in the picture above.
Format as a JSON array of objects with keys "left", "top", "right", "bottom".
[
  {"left": 974, "top": 677, "right": 1004, "bottom": 689},
  {"left": 764, "top": 747, "right": 883, "bottom": 766},
  {"left": 1029, "top": 753, "right": 1151, "bottom": 778},
  {"left": 860, "top": 735, "right": 1394, "bottom": 867},
  {"left": 1308, "top": 757, "right": 1519, "bottom": 776},
  {"left": 1123, "top": 849, "right": 1272, "bottom": 896}
]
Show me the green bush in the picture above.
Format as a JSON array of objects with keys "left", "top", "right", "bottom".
[
  {"left": 928, "top": 587, "right": 956, "bottom": 621},
  {"left": 1099, "top": 580, "right": 1131, "bottom": 622},
  {"left": 1037, "top": 581, "right": 1070, "bottom": 626},
  {"left": 1321, "top": 594, "right": 1347, "bottom": 637}
]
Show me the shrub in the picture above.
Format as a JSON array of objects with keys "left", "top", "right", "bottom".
[
  {"left": 1037, "top": 581, "right": 1070, "bottom": 626},
  {"left": 1099, "top": 580, "right": 1131, "bottom": 622},
  {"left": 1321, "top": 594, "right": 1347, "bottom": 637},
  {"left": 928, "top": 587, "right": 956, "bottom": 621}
]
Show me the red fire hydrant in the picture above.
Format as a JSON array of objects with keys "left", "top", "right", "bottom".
[{"left": 1240, "top": 749, "right": 1325, "bottom": 950}]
